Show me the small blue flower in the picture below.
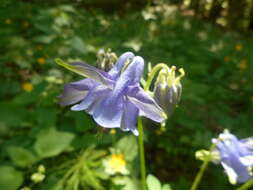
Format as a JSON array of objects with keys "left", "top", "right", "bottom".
[
  {"left": 212, "top": 130, "right": 253, "bottom": 184},
  {"left": 57, "top": 52, "right": 166, "bottom": 135}
]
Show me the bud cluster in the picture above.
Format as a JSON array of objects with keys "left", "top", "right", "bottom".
[
  {"left": 96, "top": 48, "right": 118, "bottom": 71},
  {"left": 31, "top": 165, "right": 46, "bottom": 184}
]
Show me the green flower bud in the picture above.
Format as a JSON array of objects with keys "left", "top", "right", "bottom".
[
  {"left": 31, "top": 173, "right": 45, "bottom": 183},
  {"left": 38, "top": 165, "right": 45, "bottom": 174},
  {"left": 153, "top": 66, "right": 184, "bottom": 117},
  {"left": 195, "top": 149, "right": 220, "bottom": 162},
  {"left": 20, "top": 187, "right": 31, "bottom": 190}
]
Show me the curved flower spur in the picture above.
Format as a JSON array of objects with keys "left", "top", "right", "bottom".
[{"left": 56, "top": 52, "right": 166, "bottom": 136}]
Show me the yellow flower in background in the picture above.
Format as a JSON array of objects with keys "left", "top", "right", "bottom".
[
  {"left": 110, "top": 129, "right": 116, "bottom": 135},
  {"left": 224, "top": 56, "right": 231, "bottom": 63},
  {"left": 5, "top": 19, "right": 12, "bottom": 24},
  {"left": 23, "top": 21, "right": 29, "bottom": 28},
  {"left": 237, "top": 59, "right": 248, "bottom": 70},
  {"left": 250, "top": 97, "right": 253, "bottom": 102},
  {"left": 103, "top": 153, "right": 129, "bottom": 175},
  {"left": 235, "top": 44, "right": 243, "bottom": 51},
  {"left": 22, "top": 82, "right": 33, "bottom": 92},
  {"left": 37, "top": 57, "right": 46, "bottom": 64}
]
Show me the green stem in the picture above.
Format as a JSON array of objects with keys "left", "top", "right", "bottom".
[
  {"left": 138, "top": 117, "right": 146, "bottom": 190},
  {"left": 144, "top": 63, "right": 169, "bottom": 91},
  {"left": 190, "top": 144, "right": 216, "bottom": 190},
  {"left": 236, "top": 178, "right": 253, "bottom": 190},
  {"left": 137, "top": 63, "right": 169, "bottom": 190}
]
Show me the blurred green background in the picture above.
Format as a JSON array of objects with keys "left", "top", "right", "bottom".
[{"left": 1, "top": 0, "right": 253, "bottom": 189}]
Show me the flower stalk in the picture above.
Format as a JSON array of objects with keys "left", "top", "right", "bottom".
[
  {"left": 236, "top": 178, "right": 253, "bottom": 190},
  {"left": 138, "top": 117, "right": 147, "bottom": 190},
  {"left": 137, "top": 63, "right": 169, "bottom": 190},
  {"left": 144, "top": 63, "right": 169, "bottom": 91},
  {"left": 190, "top": 143, "right": 216, "bottom": 190}
]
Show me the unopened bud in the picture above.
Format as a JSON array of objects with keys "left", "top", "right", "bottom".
[
  {"left": 31, "top": 173, "right": 45, "bottom": 183},
  {"left": 153, "top": 66, "right": 184, "bottom": 117},
  {"left": 20, "top": 187, "right": 31, "bottom": 190},
  {"left": 38, "top": 165, "right": 45, "bottom": 173},
  {"left": 195, "top": 149, "right": 220, "bottom": 162}
]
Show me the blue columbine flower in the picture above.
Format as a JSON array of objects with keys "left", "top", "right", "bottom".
[
  {"left": 212, "top": 130, "right": 253, "bottom": 184},
  {"left": 57, "top": 52, "right": 166, "bottom": 136}
]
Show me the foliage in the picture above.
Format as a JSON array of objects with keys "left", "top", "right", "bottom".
[{"left": 0, "top": 1, "right": 253, "bottom": 190}]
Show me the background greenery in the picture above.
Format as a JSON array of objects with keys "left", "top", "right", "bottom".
[{"left": 0, "top": 0, "right": 253, "bottom": 189}]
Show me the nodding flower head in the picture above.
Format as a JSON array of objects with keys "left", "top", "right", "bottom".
[
  {"left": 153, "top": 66, "right": 184, "bottom": 117},
  {"left": 210, "top": 130, "right": 253, "bottom": 184}
]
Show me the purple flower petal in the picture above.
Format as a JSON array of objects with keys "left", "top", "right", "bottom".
[
  {"left": 219, "top": 144, "right": 251, "bottom": 184},
  {"left": 127, "top": 85, "right": 166, "bottom": 122},
  {"left": 124, "top": 56, "right": 144, "bottom": 85},
  {"left": 240, "top": 138, "right": 253, "bottom": 151},
  {"left": 121, "top": 100, "right": 139, "bottom": 136},
  {"left": 71, "top": 85, "right": 110, "bottom": 111},
  {"left": 213, "top": 131, "right": 253, "bottom": 184},
  {"left": 93, "top": 95, "right": 124, "bottom": 128},
  {"left": 59, "top": 79, "right": 97, "bottom": 106},
  {"left": 57, "top": 60, "right": 114, "bottom": 87},
  {"left": 221, "top": 158, "right": 251, "bottom": 184},
  {"left": 108, "top": 52, "right": 135, "bottom": 80},
  {"left": 92, "top": 56, "right": 146, "bottom": 128}
]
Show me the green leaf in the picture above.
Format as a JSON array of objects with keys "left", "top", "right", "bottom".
[
  {"left": 71, "top": 134, "right": 97, "bottom": 149},
  {"left": 116, "top": 135, "right": 138, "bottom": 161},
  {"left": 0, "top": 102, "right": 26, "bottom": 126},
  {"left": 66, "top": 112, "right": 95, "bottom": 132},
  {"left": 162, "top": 184, "right": 172, "bottom": 190},
  {"left": 112, "top": 176, "right": 139, "bottom": 190},
  {"left": 34, "top": 127, "right": 75, "bottom": 158},
  {"left": 36, "top": 108, "right": 57, "bottom": 127},
  {"left": 0, "top": 166, "right": 23, "bottom": 190},
  {"left": 7, "top": 146, "right": 37, "bottom": 167},
  {"left": 147, "top": 174, "right": 162, "bottom": 190}
]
